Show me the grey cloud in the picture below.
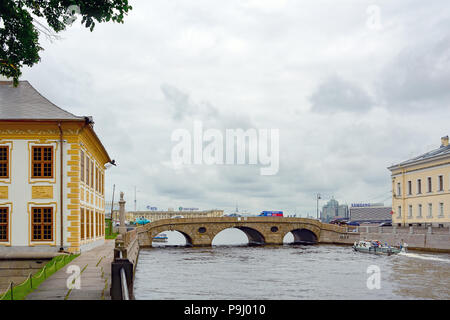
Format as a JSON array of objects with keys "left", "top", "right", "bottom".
[
  {"left": 378, "top": 35, "right": 450, "bottom": 110},
  {"left": 309, "top": 75, "right": 374, "bottom": 113},
  {"left": 161, "top": 84, "right": 194, "bottom": 120},
  {"left": 161, "top": 83, "right": 222, "bottom": 122}
]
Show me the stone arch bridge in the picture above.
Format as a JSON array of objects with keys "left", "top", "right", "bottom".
[{"left": 136, "top": 217, "right": 356, "bottom": 247}]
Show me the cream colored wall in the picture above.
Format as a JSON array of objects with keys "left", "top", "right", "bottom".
[
  {"left": 391, "top": 160, "right": 450, "bottom": 226},
  {"left": 0, "top": 138, "right": 64, "bottom": 250}
]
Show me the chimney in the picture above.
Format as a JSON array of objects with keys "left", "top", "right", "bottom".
[{"left": 441, "top": 135, "right": 449, "bottom": 147}]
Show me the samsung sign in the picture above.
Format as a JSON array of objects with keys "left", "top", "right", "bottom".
[{"left": 351, "top": 203, "right": 379, "bottom": 208}]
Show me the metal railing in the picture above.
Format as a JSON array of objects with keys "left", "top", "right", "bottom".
[
  {"left": 120, "top": 268, "right": 129, "bottom": 300},
  {"left": 118, "top": 251, "right": 129, "bottom": 300}
]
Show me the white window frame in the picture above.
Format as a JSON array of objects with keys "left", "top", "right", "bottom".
[
  {"left": 439, "top": 203, "right": 444, "bottom": 218},
  {"left": 417, "top": 204, "right": 422, "bottom": 218}
]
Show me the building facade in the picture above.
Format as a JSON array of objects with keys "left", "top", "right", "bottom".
[
  {"left": 321, "top": 198, "right": 348, "bottom": 223},
  {"left": 388, "top": 136, "right": 450, "bottom": 227},
  {"left": 126, "top": 209, "right": 224, "bottom": 222},
  {"left": 0, "top": 81, "right": 112, "bottom": 254},
  {"left": 349, "top": 204, "right": 392, "bottom": 223}
]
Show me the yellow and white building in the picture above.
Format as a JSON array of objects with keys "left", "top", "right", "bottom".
[
  {"left": 388, "top": 136, "right": 450, "bottom": 227},
  {"left": 0, "top": 80, "right": 113, "bottom": 254}
]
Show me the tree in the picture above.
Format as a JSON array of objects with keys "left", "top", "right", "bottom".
[{"left": 0, "top": 0, "right": 133, "bottom": 86}]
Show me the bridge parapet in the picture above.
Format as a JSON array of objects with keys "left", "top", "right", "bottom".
[{"left": 135, "top": 217, "right": 353, "bottom": 247}]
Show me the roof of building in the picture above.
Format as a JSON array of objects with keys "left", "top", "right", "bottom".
[
  {"left": 0, "top": 80, "right": 112, "bottom": 163},
  {"left": 389, "top": 144, "right": 450, "bottom": 169},
  {"left": 0, "top": 81, "right": 85, "bottom": 121}
]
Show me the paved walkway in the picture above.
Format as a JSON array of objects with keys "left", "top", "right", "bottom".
[{"left": 26, "top": 240, "right": 115, "bottom": 300}]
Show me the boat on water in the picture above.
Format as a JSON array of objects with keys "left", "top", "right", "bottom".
[
  {"left": 353, "top": 240, "right": 407, "bottom": 255},
  {"left": 153, "top": 233, "right": 168, "bottom": 243}
]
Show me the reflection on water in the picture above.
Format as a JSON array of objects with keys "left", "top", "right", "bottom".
[{"left": 134, "top": 229, "right": 450, "bottom": 300}]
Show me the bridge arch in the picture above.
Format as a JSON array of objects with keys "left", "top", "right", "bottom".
[
  {"left": 235, "top": 226, "right": 265, "bottom": 246},
  {"left": 288, "top": 228, "right": 318, "bottom": 245},
  {"left": 149, "top": 226, "right": 194, "bottom": 247},
  {"left": 211, "top": 226, "right": 266, "bottom": 246}
]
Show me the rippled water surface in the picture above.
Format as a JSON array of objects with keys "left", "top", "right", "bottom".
[{"left": 133, "top": 230, "right": 450, "bottom": 300}]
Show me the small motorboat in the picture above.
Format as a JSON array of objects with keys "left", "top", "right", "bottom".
[
  {"left": 353, "top": 240, "right": 407, "bottom": 256},
  {"left": 152, "top": 233, "right": 168, "bottom": 243}
]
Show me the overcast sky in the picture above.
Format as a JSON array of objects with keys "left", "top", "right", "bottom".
[{"left": 22, "top": 0, "right": 450, "bottom": 215}]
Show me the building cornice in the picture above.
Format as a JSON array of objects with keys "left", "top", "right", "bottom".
[{"left": 387, "top": 152, "right": 450, "bottom": 172}]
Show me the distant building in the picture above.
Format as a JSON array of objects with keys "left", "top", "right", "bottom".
[
  {"left": 321, "top": 198, "right": 349, "bottom": 223},
  {"left": 349, "top": 204, "right": 392, "bottom": 223},
  {"left": 126, "top": 209, "right": 224, "bottom": 222},
  {"left": 388, "top": 136, "right": 450, "bottom": 227},
  {"left": 337, "top": 205, "right": 349, "bottom": 218}
]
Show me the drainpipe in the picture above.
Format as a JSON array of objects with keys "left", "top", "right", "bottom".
[
  {"left": 58, "top": 122, "right": 64, "bottom": 252},
  {"left": 401, "top": 167, "right": 406, "bottom": 227}
]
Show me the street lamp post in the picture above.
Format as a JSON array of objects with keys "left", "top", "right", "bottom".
[{"left": 316, "top": 193, "right": 321, "bottom": 220}]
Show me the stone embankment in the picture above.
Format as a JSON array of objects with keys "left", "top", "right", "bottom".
[{"left": 353, "top": 226, "right": 450, "bottom": 252}]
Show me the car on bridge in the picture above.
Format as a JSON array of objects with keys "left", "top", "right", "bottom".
[
  {"left": 135, "top": 217, "right": 151, "bottom": 225},
  {"left": 330, "top": 219, "right": 348, "bottom": 226},
  {"left": 225, "top": 213, "right": 242, "bottom": 217},
  {"left": 259, "top": 211, "right": 284, "bottom": 217}
]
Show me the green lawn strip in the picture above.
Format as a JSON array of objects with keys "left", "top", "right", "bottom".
[
  {"left": 105, "top": 218, "right": 118, "bottom": 239},
  {"left": 105, "top": 233, "right": 118, "bottom": 240},
  {"left": 0, "top": 254, "right": 80, "bottom": 300}
]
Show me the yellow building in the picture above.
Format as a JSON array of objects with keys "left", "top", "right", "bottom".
[
  {"left": 388, "top": 136, "right": 450, "bottom": 227},
  {"left": 0, "top": 80, "right": 113, "bottom": 254}
]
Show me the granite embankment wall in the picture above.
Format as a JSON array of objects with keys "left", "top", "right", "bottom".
[
  {"left": 320, "top": 226, "right": 450, "bottom": 253},
  {"left": 355, "top": 226, "right": 450, "bottom": 253},
  {"left": 319, "top": 225, "right": 450, "bottom": 252}
]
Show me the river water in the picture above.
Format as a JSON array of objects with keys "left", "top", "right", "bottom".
[{"left": 133, "top": 229, "right": 450, "bottom": 300}]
